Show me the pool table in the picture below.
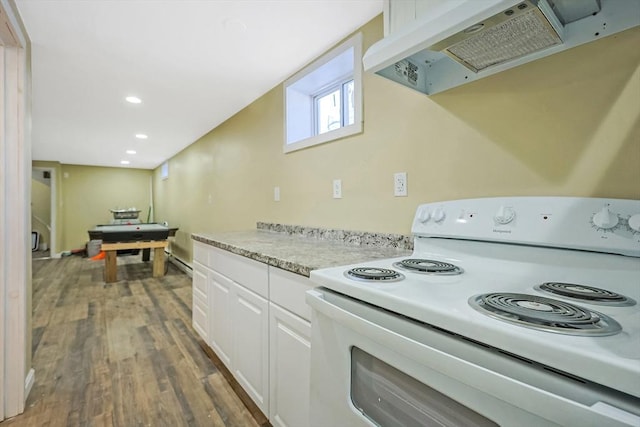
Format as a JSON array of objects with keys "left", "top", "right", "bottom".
[{"left": 88, "top": 223, "right": 178, "bottom": 283}]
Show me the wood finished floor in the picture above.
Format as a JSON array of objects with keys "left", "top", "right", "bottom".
[{"left": 2, "top": 254, "right": 261, "bottom": 427}]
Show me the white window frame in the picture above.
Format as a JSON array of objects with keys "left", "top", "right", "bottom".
[
  {"left": 312, "top": 76, "right": 353, "bottom": 135},
  {"left": 283, "top": 33, "right": 363, "bottom": 153}
]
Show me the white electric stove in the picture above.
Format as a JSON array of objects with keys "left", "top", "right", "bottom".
[{"left": 307, "top": 197, "right": 640, "bottom": 427}]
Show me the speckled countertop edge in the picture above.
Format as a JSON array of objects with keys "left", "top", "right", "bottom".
[
  {"left": 256, "top": 222, "right": 413, "bottom": 250},
  {"left": 191, "top": 223, "right": 413, "bottom": 277}
]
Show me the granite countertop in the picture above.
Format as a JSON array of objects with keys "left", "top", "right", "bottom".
[{"left": 192, "top": 223, "right": 413, "bottom": 277}]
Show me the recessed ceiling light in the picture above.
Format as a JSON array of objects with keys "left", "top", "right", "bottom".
[
  {"left": 120, "top": 160, "right": 130, "bottom": 165},
  {"left": 135, "top": 134, "right": 148, "bottom": 139},
  {"left": 126, "top": 150, "right": 137, "bottom": 155},
  {"left": 125, "top": 96, "right": 142, "bottom": 104}
]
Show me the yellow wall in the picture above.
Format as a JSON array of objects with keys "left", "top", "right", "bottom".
[
  {"left": 153, "top": 16, "right": 640, "bottom": 264},
  {"left": 60, "top": 165, "right": 152, "bottom": 249}
]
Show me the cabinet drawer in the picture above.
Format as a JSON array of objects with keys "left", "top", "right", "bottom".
[
  {"left": 192, "top": 296, "right": 208, "bottom": 341},
  {"left": 193, "top": 286, "right": 207, "bottom": 304},
  {"left": 193, "top": 241, "right": 209, "bottom": 266},
  {"left": 269, "top": 267, "right": 314, "bottom": 321},
  {"left": 210, "top": 247, "right": 268, "bottom": 297},
  {"left": 192, "top": 262, "right": 208, "bottom": 300}
]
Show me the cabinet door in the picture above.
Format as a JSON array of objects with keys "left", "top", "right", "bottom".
[
  {"left": 387, "top": 0, "right": 416, "bottom": 34},
  {"left": 387, "top": 0, "right": 451, "bottom": 34},
  {"left": 269, "top": 302, "right": 311, "bottom": 427},
  {"left": 233, "top": 283, "right": 269, "bottom": 414},
  {"left": 209, "top": 270, "right": 234, "bottom": 369},
  {"left": 191, "top": 262, "right": 209, "bottom": 341}
]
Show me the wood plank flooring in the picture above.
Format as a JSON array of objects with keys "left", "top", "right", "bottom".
[{"left": 2, "top": 254, "right": 262, "bottom": 427}]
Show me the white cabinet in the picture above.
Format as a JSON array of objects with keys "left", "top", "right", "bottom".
[
  {"left": 269, "top": 302, "right": 311, "bottom": 427},
  {"left": 192, "top": 241, "right": 313, "bottom": 426},
  {"left": 233, "top": 284, "right": 269, "bottom": 412},
  {"left": 207, "top": 246, "right": 270, "bottom": 414},
  {"left": 191, "top": 241, "right": 211, "bottom": 342},
  {"left": 385, "top": 0, "right": 416, "bottom": 35},
  {"left": 269, "top": 267, "right": 313, "bottom": 427},
  {"left": 209, "top": 270, "right": 234, "bottom": 368},
  {"left": 386, "top": 0, "right": 452, "bottom": 35},
  {"left": 191, "top": 262, "right": 209, "bottom": 341}
]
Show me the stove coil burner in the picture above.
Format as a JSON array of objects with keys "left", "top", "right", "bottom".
[
  {"left": 344, "top": 267, "right": 404, "bottom": 283},
  {"left": 535, "top": 282, "right": 636, "bottom": 307},
  {"left": 469, "top": 293, "right": 621, "bottom": 336},
  {"left": 393, "top": 259, "right": 463, "bottom": 275}
]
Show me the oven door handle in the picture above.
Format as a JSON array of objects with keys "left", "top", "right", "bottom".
[{"left": 306, "top": 288, "right": 640, "bottom": 427}]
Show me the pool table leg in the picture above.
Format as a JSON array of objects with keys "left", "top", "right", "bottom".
[
  {"left": 153, "top": 247, "right": 165, "bottom": 277},
  {"left": 105, "top": 250, "right": 117, "bottom": 283},
  {"left": 142, "top": 248, "right": 150, "bottom": 262}
]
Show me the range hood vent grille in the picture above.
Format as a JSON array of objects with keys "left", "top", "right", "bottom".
[
  {"left": 363, "top": 0, "right": 640, "bottom": 95},
  {"left": 440, "top": 6, "right": 562, "bottom": 72}
]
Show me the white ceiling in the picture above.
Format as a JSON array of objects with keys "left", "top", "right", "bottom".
[{"left": 16, "top": 0, "right": 383, "bottom": 170}]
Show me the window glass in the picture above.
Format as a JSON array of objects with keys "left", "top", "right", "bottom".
[
  {"left": 316, "top": 88, "right": 342, "bottom": 135},
  {"left": 283, "top": 33, "right": 362, "bottom": 153},
  {"left": 351, "top": 347, "right": 499, "bottom": 427}
]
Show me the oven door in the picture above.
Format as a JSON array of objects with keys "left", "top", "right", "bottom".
[{"left": 306, "top": 288, "right": 640, "bottom": 427}]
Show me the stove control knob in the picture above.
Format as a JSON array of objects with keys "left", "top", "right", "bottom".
[
  {"left": 628, "top": 214, "right": 640, "bottom": 232},
  {"left": 494, "top": 206, "right": 516, "bottom": 225},
  {"left": 418, "top": 209, "right": 431, "bottom": 223},
  {"left": 432, "top": 207, "right": 446, "bottom": 223},
  {"left": 592, "top": 205, "right": 619, "bottom": 230}
]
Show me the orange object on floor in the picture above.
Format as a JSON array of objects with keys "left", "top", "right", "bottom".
[{"left": 90, "top": 251, "right": 105, "bottom": 260}]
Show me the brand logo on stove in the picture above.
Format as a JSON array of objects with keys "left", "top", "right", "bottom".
[{"left": 492, "top": 229, "right": 512, "bottom": 234}]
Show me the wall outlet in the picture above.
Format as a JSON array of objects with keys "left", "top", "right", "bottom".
[
  {"left": 394, "top": 172, "right": 407, "bottom": 197},
  {"left": 333, "top": 179, "right": 342, "bottom": 199},
  {"left": 274, "top": 186, "right": 280, "bottom": 202}
]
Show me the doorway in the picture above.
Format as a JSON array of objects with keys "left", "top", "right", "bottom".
[{"left": 31, "top": 167, "right": 57, "bottom": 257}]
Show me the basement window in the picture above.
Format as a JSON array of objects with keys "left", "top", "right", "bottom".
[{"left": 284, "top": 33, "right": 362, "bottom": 153}]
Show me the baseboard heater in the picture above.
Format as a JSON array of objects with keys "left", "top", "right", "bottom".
[{"left": 165, "top": 251, "right": 193, "bottom": 277}]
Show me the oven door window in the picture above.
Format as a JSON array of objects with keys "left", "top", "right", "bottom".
[{"left": 350, "top": 346, "right": 498, "bottom": 427}]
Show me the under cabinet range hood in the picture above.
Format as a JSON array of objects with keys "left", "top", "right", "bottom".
[{"left": 363, "top": 0, "right": 640, "bottom": 95}]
